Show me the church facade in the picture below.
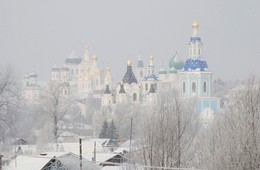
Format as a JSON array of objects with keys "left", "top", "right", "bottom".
[
  {"left": 22, "top": 20, "right": 220, "bottom": 116},
  {"left": 101, "top": 20, "right": 220, "bottom": 114}
]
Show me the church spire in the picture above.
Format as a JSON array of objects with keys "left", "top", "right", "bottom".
[
  {"left": 189, "top": 19, "right": 202, "bottom": 59},
  {"left": 84, "top": 45, "right": 90, "bottom": 60},
  {"left": 137, "top": 55, "right": 144, "bottom": 68},
  {"left": 192, "top": 18, "right": 199, "bottom": 37}
]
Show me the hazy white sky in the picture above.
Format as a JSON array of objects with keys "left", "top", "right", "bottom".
[{"left": 0, "top": 0, "right": 260, "bottom": 82}]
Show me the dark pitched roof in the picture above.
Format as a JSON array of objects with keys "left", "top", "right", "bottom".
[
  {"left": 119, "top": 84, "right": 126, "bottom": 94},
  {"left": 65, "top": 58, "right": 82, "bottom": 64},
  {"left": 122, "top": 65, "right": 137, "bottom": 84},
  {"left": 104, "top": 85, "right": 111, "bottom": 94}
]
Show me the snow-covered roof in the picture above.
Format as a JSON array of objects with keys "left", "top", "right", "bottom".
[
  {"left": 114, "top": 140, "right": 139, "bottom": 154},
  {"left": 43, "top": 152, "right": 100, "bottom": 170},
  {"left": 4, "top": 153, "right": 60, "bottom": 170},
  {"left": 84, "top": 153, "right": 122, "bottom": 165}
]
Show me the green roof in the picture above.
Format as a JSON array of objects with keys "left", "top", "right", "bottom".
[
  {"left": 159, "top": 70, "right": 167, "bottom": 74},
  {"left": 169, "top": 53, "right": 184, "bottom": 70},
  {"left": 169, "top": 69, "right": 177, "bottom": 74}
]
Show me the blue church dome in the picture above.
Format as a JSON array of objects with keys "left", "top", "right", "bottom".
[{"left": 183, "top": 59, "right": 208, "bottom": 71}]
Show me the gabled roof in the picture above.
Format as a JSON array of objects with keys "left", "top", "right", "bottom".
[
  {"left": 42, "top": 152, "right": 100, "bottom": 170},
  {"left": 102, "top": 139, "right": 119, "bottom": 147}
]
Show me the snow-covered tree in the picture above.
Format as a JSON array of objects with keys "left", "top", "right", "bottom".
[
  {"left": 113, "top": 103, "right": 141, "bottom": 139},
  {"left": 0, "top": 66, "right": 20, "bottom": 144},
  {"left": 93, "top": 106, "right": 112, "bottom": 137},
  {"left": 38, "top": 81, "right": 74, "bottom": 150},
  {"left": 108, "top": 120, "right": 119, "bottom": 139},
  {"left": 201, "top": 76, "right": 260, "bottom": 170},
  {"left": 135, "top": 89, "right": 200, "bottom": 168},
  {"left": 99, "top": 120, "right": 109, "bottom": 138},
  {"left": 99, "top": 120, "right": 120, "bottom": 139}
]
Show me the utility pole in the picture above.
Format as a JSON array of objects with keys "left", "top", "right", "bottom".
[
  {"left": 79, "top": 138, "right": 82, "bottom": 170},
  {"left": 129, "top": 118, "right": 133, "bottom": 153},
  {"left": 0, "top": 155, "right": 3, "bottom": 170},
  {"left": 129, "top": 117, "right": 134, "bottom": 164},
  {"left": 93, "top": 141, "right": 96, "bottom": 163}
]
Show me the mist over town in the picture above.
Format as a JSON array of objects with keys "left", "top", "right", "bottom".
[{"left": 0, "top": 1, "right": 260, "bottom": 170}]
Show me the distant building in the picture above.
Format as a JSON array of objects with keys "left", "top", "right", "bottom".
[
  {"left": 21, "top": 20, "right": 220, "bottom": 126},
  {"left": 50, "top": 46, "right": 110, "bottom": 98},
  {"left": 22, "top": 72, "right": 42, "bottom": 103},
  {"left": 101, "top": 19, "right": 220, "bottom": 114}
]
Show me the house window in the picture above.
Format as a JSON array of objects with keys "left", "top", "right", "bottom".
[
  {"left": 192, "top": 82, "right": 196, "bottom": 93},
  {"left": 183, "top": 82, "right": 186, "bottom": 93},
  {"left": 203, "top": 82, "right": 207, "bottom": 93},
  {"left": 145, "top": 83, "right": 148, "bottom": 91},
  {"left": 133, "top": 93, "right": 137, "bottom": 101}
]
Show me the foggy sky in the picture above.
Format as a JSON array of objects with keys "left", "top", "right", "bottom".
[{"left": 0, "top": 0, "right": 260, "bottom": 82}]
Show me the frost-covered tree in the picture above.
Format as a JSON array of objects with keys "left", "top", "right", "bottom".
[
  {"left": 93, "top": 106, "right": 112, "bottom": 137},
  {"left": 201, "top": 76, "right": 260, "bottom": 170},
  {"left": 99, "top": 120, "right": 109, "bottom": 138},
  {"left": 108, "top": 120, "right": 119, "bottom": 139},
  {"left": 113, "top": 103, "right": 141, "bottom": 139},
  {"left": 39, "top": 81, "right": 74, "bottom": 150},
  {"left": 99, "top": 120, "right": 119, "bottom": 139},
  {"left": 136, "top": 89, "right": 199, "bottom": 168},
  {"left": 0, "top": 66, "right": 20, "bottom": 144}
]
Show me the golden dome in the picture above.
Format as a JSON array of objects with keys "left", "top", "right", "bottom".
[
  {"left": 149, "top": 55, "right": 154, "bottom": 61},
  {"left": 92, "top": 55, "right": 97, "bottom": 60},
  {"left": 192, "top": 19, "right": 199, "bottom": 29},
  {"left": 127, "top": 59, "right": 132, "bottom": 66}
]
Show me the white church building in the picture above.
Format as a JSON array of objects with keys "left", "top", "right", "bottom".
[
  {"left": 22, "top": 19, "right": 220, "bottom": 117},
  {"left": 101, "top": 19, "right": 220, "bottom": 114}
]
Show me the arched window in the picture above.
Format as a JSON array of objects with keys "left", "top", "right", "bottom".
[
  {"left": 133, "top": 93, "right": 137, "bottom": 101},
  {"left": 203, "top": 82, "right": 207, "bottom": 93},
  {"left": 145, "top": 83, "right": 148, "bottom": 91},
  {"left": 140, "top": 71, "right": 143, "bottom": 78},
  {"left": 192, "top": 82, "right": 196, "bottom": 93},
  {"left": 183, "top": 82, "right": 186, "bottom": 93}
]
